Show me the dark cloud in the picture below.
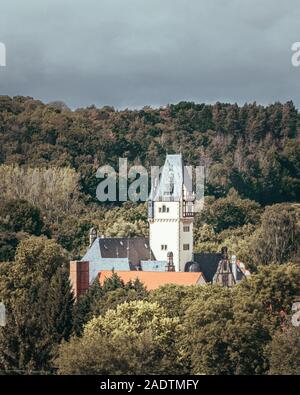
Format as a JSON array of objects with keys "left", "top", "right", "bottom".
[{"left": 0, "top": 0, "right": 300, "bottom": 108}]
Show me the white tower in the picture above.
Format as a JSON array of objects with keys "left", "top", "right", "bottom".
[{"left": 148, "top": 154, "right": 195, "bottom": 272}]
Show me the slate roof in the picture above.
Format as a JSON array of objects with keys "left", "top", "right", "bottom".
[
  {"left": 98, "top": 270, "right": 206, "bottom": 290},
  {"left": 151, "top": 154, "right": 186, "bottom": 201},
  {"left": 98, "top": 237, "right": 153, "bottom": 265},
  {"left": 192, "top": 252, "right": 223, "bottom": 282},
  {"left": 81, "top": 236, "right": 155, "bottom": 282},
  {"left": 193, "top": 253, "right": 246, "bottom": 283}
]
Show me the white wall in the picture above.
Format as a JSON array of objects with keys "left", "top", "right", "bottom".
[{"left": 149, "top": 201, "right": 194, "bottom": 272}]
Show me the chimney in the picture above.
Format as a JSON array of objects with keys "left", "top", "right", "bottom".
[
  {"left": 70, "top": 261, "right": 89, "bottom": 300},
  {"left": 166, "top": 251, "right": 175, "bottom": 272},
  {"left": 89, "top": 227, "right": 98, "bottom": 247}
]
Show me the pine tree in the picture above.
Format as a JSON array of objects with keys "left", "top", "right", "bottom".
[
  {"left": 72, "top": 278, "right": 103, "bottom": 336},
  {"left": 102, "top": 271, "right": 124, "bottom": 292},
  {"left": 46, "top": 268, "right": 74, "bottom": 345},
  {"left": 0, "top": 237, "right": 74, "bottom": 373}
]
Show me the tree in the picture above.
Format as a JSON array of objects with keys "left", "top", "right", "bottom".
[
  {"left": 179, "top": 264, "right": 300, "bottom": 376},
  {"left": 72, "top": 274, "right": 148, "bottom": 336},
  {"left": 267, "top": 325, "right": 300, "bottom": 375},
  {"left": 236, "top": 264, "right": 300, "bottom": 331},
  {"left": 0, "top": 232, "right": 21, "bottom": 262},
  {"left": 180, "top": 285, "right": 272, "bottom": 375},
  {"left": 57, "top": 301, "right": 182, "bottom": 375},
  {"left": 180, "top": 286, "right": 235, "bottom": 375},
  {"left": 0, "top": 199, "right": 44, "bottom": 236},
  {"left": 198, "top": 190, "right": 261, "bottom": 233},
  {"left": 149, "top": 284, "right": 190, "bottom": 318},
  {"left": 0, "top": 165, "right": 80, "bottom": 223},
  {"left": 0, "top": 237, "right": 74, "bottom": 373},
  {"left": 72, "top": 279, "right": 103, "bottom": 336},
  {"left": 101, "top": 271, "right": 125, "bottom": 293},
  {"left": 46, "top": 267, "right": 74, "bottom": 345},
  {"left": 56, "top": 330, "right": 179, "bottom": 375},
  {"left": 250, "top": 204, "right": 300, "bottom": 265}
]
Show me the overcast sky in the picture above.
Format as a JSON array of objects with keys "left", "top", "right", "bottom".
[{"left": 0, "top": 0, "right": 300, "bottom": 109}]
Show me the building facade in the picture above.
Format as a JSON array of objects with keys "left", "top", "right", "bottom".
[{"left": 148, "top": 154, "right": 195, "bottom": 271}]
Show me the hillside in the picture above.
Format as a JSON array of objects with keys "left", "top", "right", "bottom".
[{"left": 0, "top": 96, "right": 299, "bottom": 205}]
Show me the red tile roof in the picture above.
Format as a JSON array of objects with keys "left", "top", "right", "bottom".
[{"left": 98, "top": 270, "right": 206, "bottom": 290}]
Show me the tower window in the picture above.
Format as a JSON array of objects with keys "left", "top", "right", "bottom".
[
  {"left": 161, "top": 244, "right": 167, "bottom": 250},
  {"left": 162, "top": 205, "right": 166, "bottom": 213},
  {"left": 183, "top": 244, "right": 190, "bottom": 251},
  {"left": 183, "top": 225, "right": 190, "bottom": 232},
  {"left": 159, "top": 207, "right": 162, "bottom": 213}
]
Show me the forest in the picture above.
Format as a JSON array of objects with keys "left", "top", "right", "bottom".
[{"left": 0, "top": 95, "right": 299, "bottom": 374}]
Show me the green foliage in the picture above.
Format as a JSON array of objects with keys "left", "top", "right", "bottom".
[
  {"left": 0, "top": 237, "right": 74, "bottom": 373},
  {"left": 149, "top": 284, "right": 191, "bottom": 318},
  {"left": 178, "top": 264, "right": 300, "bottom": 375},
  {"left": 0, "top": 97, "right": 299, "bottom": 205},
  {"left": 181, "top": 287, "right": 234, "bottom": 374},
  {"left": 56, "top": 330, "right": 180, "bottom": 375},
  {"left": 56, "top": 263, "right": 300, "bottom": 375},
  {"left": 267, "top": 325, "right": 300, "bottom": 375},
  {"left": 0, "top": 232, "right": 22, "bottom": 262},
  {"left": 46, "top": 268, "right": 74, "bottom": 345},
  {"left": 53, "top": 215, "right": 93, "bottom": 256},
  {"left": 0, "top": 199, "right": 44, "bottom": 235},
  {"left": 72, "top": 273, "right": 148, "bottom": 336},
  {"left": 0, "top": 199, "right": 47, "bottom": 262},
  {"left": 57, "top": 301, "right": 182, "bottom": 375},
  {"left": 84, "top": 301, "right": 178, "bottom": 342},
  {"left": 236, "top": 264, "right": 300, "bottom": 330},
  {"left": 0, "top": 165, "right": 80, "bottom": 224},
  {"left": 250, "top": 204, "right": 300, "bottom": 265},
  {"left": 198, "top": 190, "right": 261, "bottom": 233},
  {"left": 0, "top": 96, "right": 300, "bottom": 374},
  {"left": 180, "top": 285, "right": 270, "bottom": 375}
]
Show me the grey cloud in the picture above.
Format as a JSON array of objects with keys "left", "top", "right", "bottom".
[{"left": 0, "top": 0, "right": 300, "bottom": 109}]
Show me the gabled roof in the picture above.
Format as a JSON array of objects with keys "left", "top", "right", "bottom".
[
  {"left": 81, "top": 236, "right": 155, "bottom": 283},
  {"left": 98, "top": 270, "right": 206, "bottom": 290},
  {"left": 98, "top": 237, "right": 153, "bottom": 265},
  {"left": 81, "top": 236, "right": 153, "bottom": 264},
  {"left": 193, "top": 252, "right": 222, "bottom": 282},
  {"left": 193, "top": 253, "right": 247, "bottom": 283},
  {"left": 150, "top": 154, "right": 184, "bottom": 201}
]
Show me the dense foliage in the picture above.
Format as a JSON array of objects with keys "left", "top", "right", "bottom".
[
  {"left": 0, "top": 96, "right": 299, "bottom": 205},
  {"left": 0, "top": 96, "right": 300, "bottom": 374},
  {"left": 55, "top": 265, "right": 300, "bottom": 375}
]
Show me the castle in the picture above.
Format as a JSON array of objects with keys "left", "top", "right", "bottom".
[{"left": 70, "top": 154, "right": 249, "bottom": 298}]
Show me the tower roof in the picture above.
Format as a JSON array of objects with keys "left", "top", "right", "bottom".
[{"left": 151, "top": 154, "right": 186, "bottom": 201}]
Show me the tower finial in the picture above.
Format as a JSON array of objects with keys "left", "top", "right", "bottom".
[
  {"left": 89, "top": 227, "right": 98, "bottom": 247},
  {"left": 166, "top": 251, "right": 175, "bottom": 272}
]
